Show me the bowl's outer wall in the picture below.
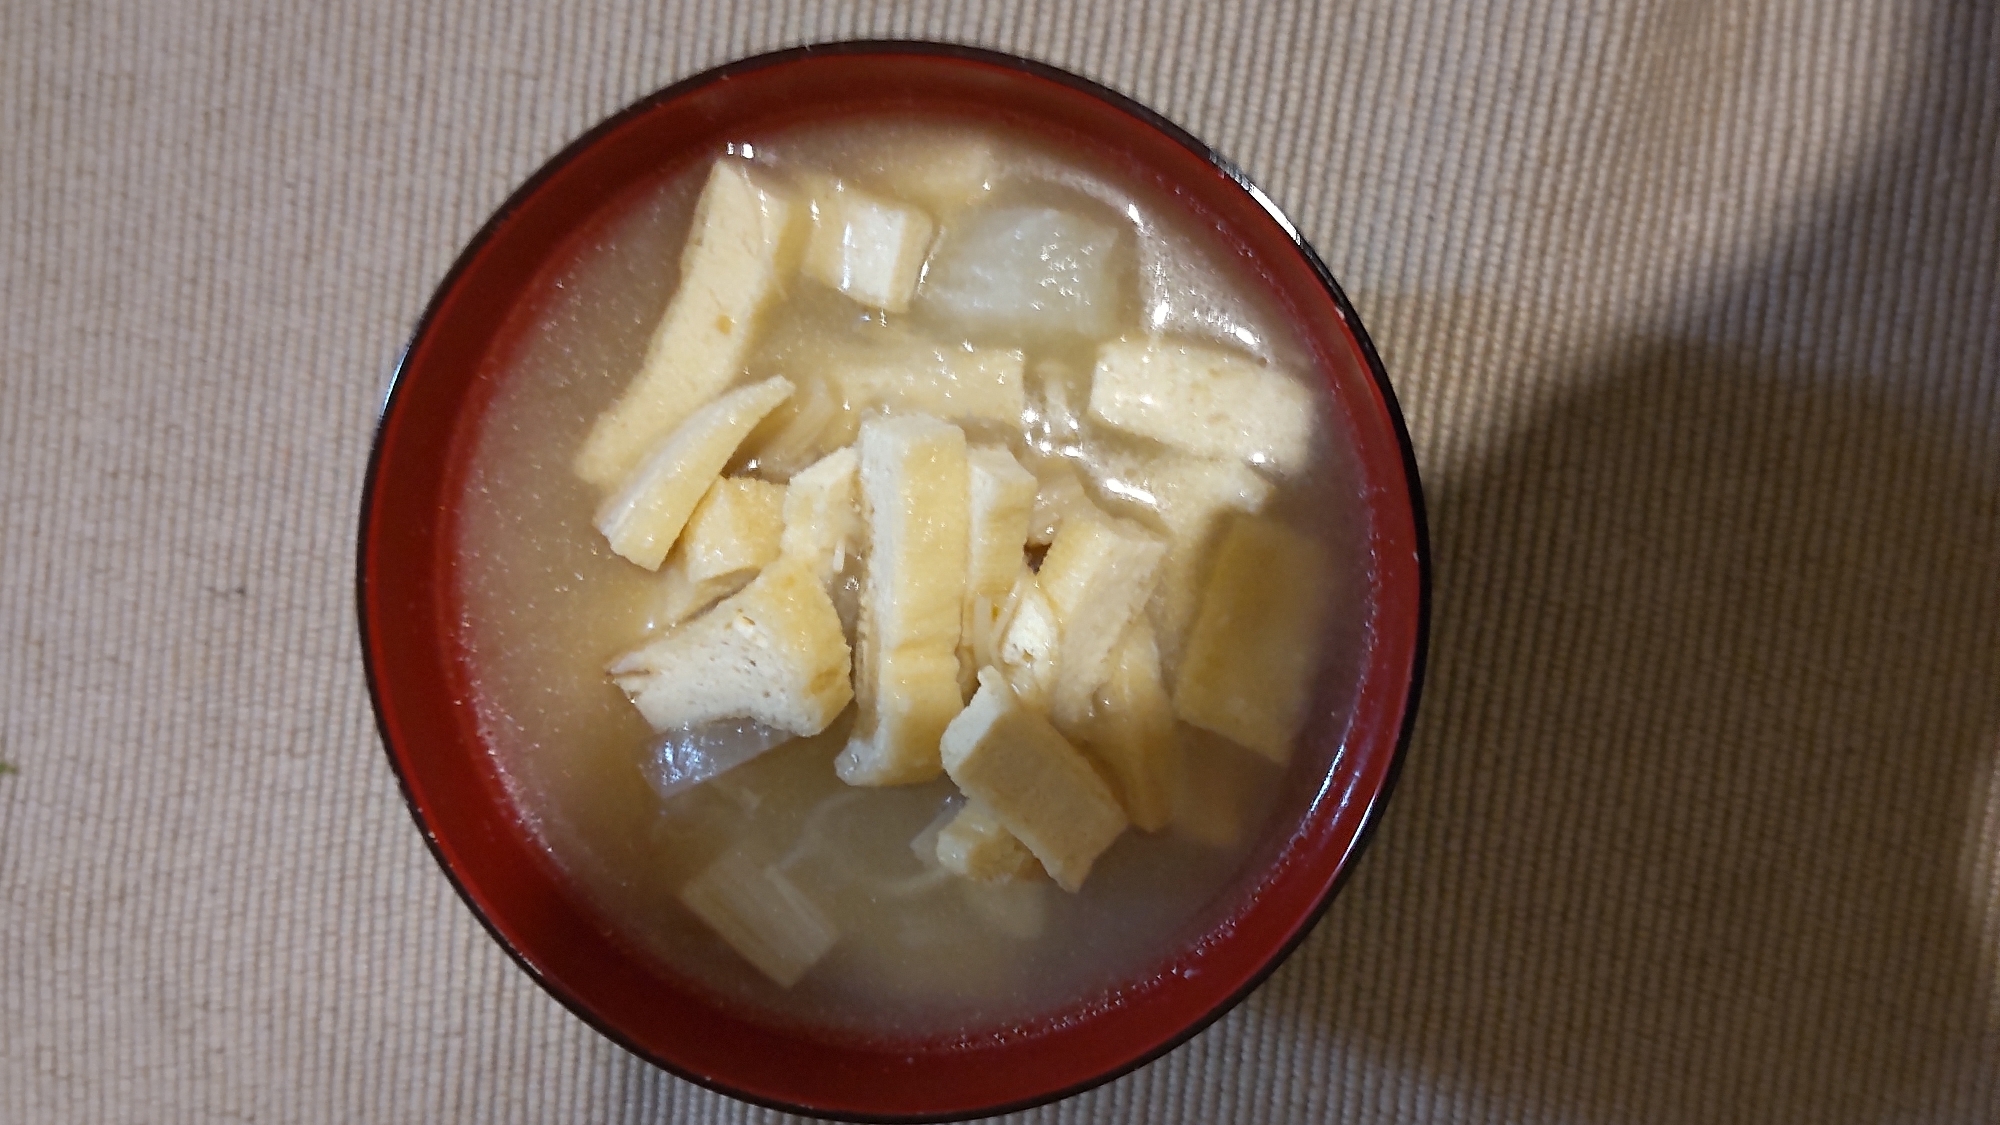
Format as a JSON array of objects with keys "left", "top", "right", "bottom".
[{"left": 361, "top": 44, "right": 1426, "bottom": 1122}]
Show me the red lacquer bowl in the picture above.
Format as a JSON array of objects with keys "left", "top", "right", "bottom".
[{"left": 358, "top": 42, "right": 1429, "bottom": 1122}]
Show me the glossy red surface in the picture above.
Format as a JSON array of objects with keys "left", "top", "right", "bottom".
[{"left": 358, "top": 43, "right": 1428, "bottom": 1122}]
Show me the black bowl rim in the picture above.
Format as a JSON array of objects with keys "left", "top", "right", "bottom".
[{"left": 356, "top": 37, "right": 1432, "bottom": 1124}]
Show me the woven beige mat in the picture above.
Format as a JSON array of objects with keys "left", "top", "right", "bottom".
[{"left": 3, "top": 2, "right": 1995, "bottom": 1121}]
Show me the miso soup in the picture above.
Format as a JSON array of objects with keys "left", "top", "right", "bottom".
[{"left": 453, "top": 115, "right": 1371, "bottom": 1039}]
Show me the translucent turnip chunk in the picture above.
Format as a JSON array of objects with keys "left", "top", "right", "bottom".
[
  {"left": 1002, "top": 156, "right": 1273, "bottom": 358},
  {"left": 641, "top": 720, "right": 793, "bottom": 801},
  {"left": 919, "top": 207, "right": 1122, "bottom": 341}
]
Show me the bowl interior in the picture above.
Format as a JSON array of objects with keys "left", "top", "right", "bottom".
[{"left": 360, "top": 43, "right": 1426, "bottom": 1122}]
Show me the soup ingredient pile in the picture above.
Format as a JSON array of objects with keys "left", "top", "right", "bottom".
[{"left": 572, "top": 151, "right": 1327, "bottom": 987}]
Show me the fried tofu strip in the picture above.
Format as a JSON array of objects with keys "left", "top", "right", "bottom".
[
  {"left": 1172, "top": 516, "right": 1329, "bottom": 762},
  {"left": 941, "top": 670, "right": 1128, "bottom": 892},
  {"left": 653, "top": 477, "right": 785, "bottom": 627},
  {"left": 1088, "top": 336, "right": 1315, "bottom": 476},
  {"left": 836, "top": 415, "right": 970, "bottom": 785},
  {"left": 594, "top": 376, "right": 792, "bottom": 570},
  {"left": 575, "top": 160, "right": 797, "bottom": 488}
]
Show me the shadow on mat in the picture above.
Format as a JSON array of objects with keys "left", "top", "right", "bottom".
[
  {"left": 1300, "top": 344, "right": 1999, "bottom": 1123},
  {"left": 1293, "top": 4, "right": 2000, "bottom": 1117}
]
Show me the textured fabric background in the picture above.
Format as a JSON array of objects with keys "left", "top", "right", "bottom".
[{"left": 4, "top": 2, "right": 1997, "bottom": 1122}]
